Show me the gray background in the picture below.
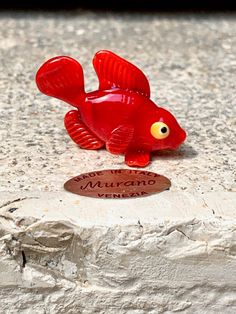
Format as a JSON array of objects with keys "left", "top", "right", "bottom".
[{"left": 0, "top": 11, "right": 235, "bottom": 193}]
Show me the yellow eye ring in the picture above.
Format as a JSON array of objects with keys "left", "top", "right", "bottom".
[{"left": 150, "top": 122, "right": 170, "bottom": 139}]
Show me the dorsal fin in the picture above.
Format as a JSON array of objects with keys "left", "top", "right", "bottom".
[{"left": 93, "top": 50, "right": 150, "bottom": 98}]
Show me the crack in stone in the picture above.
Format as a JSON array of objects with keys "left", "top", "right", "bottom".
[
  {"left": 8, "top": 207, "right": 18, "bottom": 213},
  {"left": 22, "top": 243, "right": 64, "bottom": 253},
  {"left": 0, "top": 197, "right": 39, "bottom": 209},
  {"left": 137, "top": 220, "right": 143, "bottom": 228},
  {"left": 0, "top": 198, "right": 27, "bottom": 209},
  {"left": 202, "top": 198, "right": 216, "bottom": 215},
  {"left": 21, "top": 250, "right": 27, "bottom": 268},
  {"left": 166, "top": 220, "right": 200, "bottom": 239},
  {"left": 176, "top": 228, "right": 196, "bottom": 242}
]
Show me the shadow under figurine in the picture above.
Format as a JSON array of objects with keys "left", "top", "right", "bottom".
[{"left": 36, "top": 50, "right": 186, "bottom": 167}]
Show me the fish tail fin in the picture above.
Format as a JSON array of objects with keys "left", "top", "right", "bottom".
[{"left": 36, "top": 56, "right": 85, "bottom": 107}]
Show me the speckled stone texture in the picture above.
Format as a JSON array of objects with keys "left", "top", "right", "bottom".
[
  {"left": 0, "top": 11, "right": 236, "bottom": 314},
  {"left": 0, "top": 11, "right": 235, "bottom": 193}
]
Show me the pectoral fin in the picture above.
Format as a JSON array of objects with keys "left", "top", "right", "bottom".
[
  {"left": 64, "top": 110, "right": 104, "bottom": 150},
  {"left": 106, "top": 124, "right": 134, "bottom": 154}
]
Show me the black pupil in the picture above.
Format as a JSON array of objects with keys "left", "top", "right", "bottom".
[{"left": 161, "top": 126, "right": 167, "bottom": 133}]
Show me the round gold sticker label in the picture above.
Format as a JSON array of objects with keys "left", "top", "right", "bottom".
[{"left": 64, "top": 169, "right": 171, "bottom": 199}]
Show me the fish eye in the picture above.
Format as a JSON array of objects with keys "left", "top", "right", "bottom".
[{"left": 150, "top": 122, "right": 170, "bottom": 139}]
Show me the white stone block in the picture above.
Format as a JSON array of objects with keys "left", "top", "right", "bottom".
[{"left": 0, "top": 191, "right": 235, "bottom": 313}]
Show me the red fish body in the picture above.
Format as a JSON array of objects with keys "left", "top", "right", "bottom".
[{"left": 36, "top": 50, "right": 186, "bottom": 167}]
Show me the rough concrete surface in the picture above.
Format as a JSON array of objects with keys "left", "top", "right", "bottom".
[{"left": 0, "top": 10, "right": 236, "bottom": 314}]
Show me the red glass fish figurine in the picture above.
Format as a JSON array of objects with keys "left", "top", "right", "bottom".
[{"left": 36, "top": 50, "right": 186, "bottom": 167}]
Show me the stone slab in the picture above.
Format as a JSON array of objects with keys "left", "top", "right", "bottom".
[{"left": 0, "top": 191, "right": 236, "bottom": 313}]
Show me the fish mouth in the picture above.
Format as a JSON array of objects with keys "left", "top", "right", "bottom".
[
  {"left": 171, "top": 129, "right": 187, "bottom": 150},
  {"left": 179, "top": 128, "right": 187, "bottom": 143}
]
